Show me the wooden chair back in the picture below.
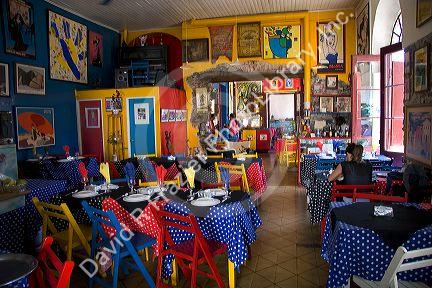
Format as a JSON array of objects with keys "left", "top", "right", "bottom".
[
  {"left": 138, "top": 177, "right": 181, "bottom": 187},
  {"left": 32, "top": 197, "right": 91, "bottom": 260},
  {"left": 233, "top": 153, "right": 258, "bottom": 158},
  {"left": 353, "top": 191, "right": 408, "bottom": 203},
  {"left": 215, "top": 162, "right": 250, "bottom": 193}
]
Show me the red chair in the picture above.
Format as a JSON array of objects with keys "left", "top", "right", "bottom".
[
  {"left": 331, "top": 183, "right": 377, "bottom": 202},
  {"left": 150, "top": 205, "right": 227, "bottom": 288},
  {"left": 353, "top": 191, "right": 408, "bottom": 203},
  {"left": 30, "top": 237, "right": 75, "bottom": 288}
]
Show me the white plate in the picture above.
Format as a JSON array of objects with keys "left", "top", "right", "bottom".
[
  {"left": 190, "top": 198, "right": 221, "bottom": 207},
  {"left": 99, "top": 184, "right": 119, "bottom": 190},
  {"left": 203, "top": 189, "right": 227, "bottom": 197},
  {"left": 72, "top": 190, "right": 98, "bottom": 198},
  {"left": 376, "top": 172, "right": 389, "bottom": 177},
  {"left": 138, "top": 186, "right": 166, "bottom": 195},
  {"left": 319, "top": 156, "right": 335, "bottom": 160},
  {"left": 123, "top": 194, "right": 150, "bottom": 202}
]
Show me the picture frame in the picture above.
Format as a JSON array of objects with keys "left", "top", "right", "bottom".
[
  {"left": 89, "top": 31, "right": 103, "bottom": 67},
  {"left": 134, "top": 103, "right": 149, "bottom": 125},
  {"left": 195, "top": 87, "right": 208, "bottom": 112},
  {"left": 161, "top": 109, "right": 169, "bottom": 122},
  {"left": 319, "top": 97, "right": 334, "bottom": 113},
  {"left": 85, "top": 107, "right": 100, "bottom": 128},
  {"left": 417, "top": 0, "right": 432, "bottom": 27},
  {"left": 404, "top": 50, "right": 411, "bottom": 101},
  {"left": 15, "top": 63, "right": 45, "bottom": 95},
  {"left": 2, "top": 0, "right": 36, "bottom": 59},
  {"left": 105, "top": 97, "right": 122, "bottom": 112},
  {"left": 168, "top": 109, "right": 176, "bottom": 122},
  {"left": 316, "top": 22, "right": 346, "bottom": 73},
  {"left": 48, "top": 10, "right": 88, "bottom": 83},
  {"left": 182, "top": 38, "right": 209, "bottom": 63},
  {"left": 285, "top": 78, "right": 294, "bottom": 89},
  {"left": 414, "top": 46, "right": 428, "bottom": 92},
  {"left": 0, "top": 63, "right": 9, "bottom": 97},
  {"left": 326, "top": 75, "right": 338, "bottom": 89},
  {"left": 237, "top": 22, "right": 261, "bottom": 58},
  {"left": 263, "top": 25, "right": 301, "bottom": 59},
  {"left": 15, "top": 107, "right": 55, "bottom": 149},
  {"left": 336, "top": 97, "right": 351, "bottom": 113},
  {"left": 356, "top": 3, "right": 370, "bottom": 55},
  {"left": 405, "top": 105, "right": 432, "bottom": 166}
]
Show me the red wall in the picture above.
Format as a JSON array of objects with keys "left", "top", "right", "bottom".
[{"left": 159, "top": 87, "right": 187, "bottom": 155}]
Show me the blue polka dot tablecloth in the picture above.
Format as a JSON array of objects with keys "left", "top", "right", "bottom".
[
  {"left": 321, "top": 202, "right": 432, "bottom": 287},
  {"left": 306, "top": 173, "right": 333, "bottom": 225},
  {"left": 0, "top": 179, "right": 67, "bottom": 255},
  {"left": 300, "top": 155, "right": 318, "bottom": 188},
  {"left": 161, "top": 196, "right": 262, "bottom": 278}
]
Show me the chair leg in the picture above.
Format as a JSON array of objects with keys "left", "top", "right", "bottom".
[
  {"left": 129, "top": 248, "right": 155, "bottom": 288},
  {"left": 145, "top": 248, "right": 150, "bottom": 262},
  {"left": 112, "top": 252, "right": 121, "bottom": 288},
  {"left": 228, "top": 260, "right": 235, "bottom": 288},
  {"left": 171, "top": 259, "right": 178, "bottom": 287}
]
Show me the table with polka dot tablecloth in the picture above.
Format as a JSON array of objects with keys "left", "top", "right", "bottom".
[
  {"left": 321, "top": 202, "right": 432, "bottom": 288},
  {"left": 300, "top": 155, "right": 318, "bottom": 188},
  {"left": 161, "top": 195, "right": 262, "bottom": 278}
]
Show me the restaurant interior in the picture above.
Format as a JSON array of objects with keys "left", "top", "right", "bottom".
[{"left": 0, "top": 0, "right": 432, "bottom": 287}]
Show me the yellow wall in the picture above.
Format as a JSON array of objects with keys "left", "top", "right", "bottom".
[
  {"left": 125, "top": 27, "right": 182, "bottom": 45},
  {"left": 75, "top": 87, "right": 161, "bottom": 160}
]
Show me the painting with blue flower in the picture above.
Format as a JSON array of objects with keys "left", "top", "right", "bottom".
[
  {"left": 48, "top": 10, "right": 88, "bottom": 83},
  {"left": 2, "top": 0, "right": 36, "bottom": 58},
  {"left": 263, "top": 25, "right": 301, "bottom": 59}
]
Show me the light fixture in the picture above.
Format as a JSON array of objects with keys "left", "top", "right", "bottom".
[{"left": 181, "top": 20, "right": 193, "bottom": 70}]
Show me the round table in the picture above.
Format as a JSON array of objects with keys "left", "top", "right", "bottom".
[{"left": 0, "top": 254, "right": 38, "bottom": 287}]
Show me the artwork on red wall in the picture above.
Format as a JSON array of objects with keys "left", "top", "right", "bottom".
[{"left": 89, "top": 31, "right": 103, "bottom": 67}]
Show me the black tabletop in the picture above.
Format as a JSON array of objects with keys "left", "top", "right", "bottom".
[
  {"left": 331, "top": 203, "right": 432, "bottom": 249},
  {"left": 0, "top": 254, "right": 38, "bottom": 286}
]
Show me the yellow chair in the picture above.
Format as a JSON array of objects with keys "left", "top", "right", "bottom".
[
  {"left": 138, "top": 177, "right": 181, "bottom": 187},
  {"left": 214, "top": 163, "right": 250, "bottom": 193},
  {"left": 233, "top": 152, "right": 258, "bottom": 158},
  {"left": 32, "top": 197, "right": 92, "bottom": 261},
  {"left": 279, "top": 141, "right": 297, "bottom": 167},
  {"left": 207, "top": 154, "right": 223, "bottom": 159},
  {"left": 134, "top": 153, "right": 157, "bottom": 158}
]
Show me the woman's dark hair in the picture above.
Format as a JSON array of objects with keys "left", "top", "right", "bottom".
[
  {"left": 229, "top": 113, "right": 235, "bottom": 119},
  {"left": 345, "top": 143, "right": 356, "bottom": 155},
  {"left": 352, "top": 144, "right": 364, "bottom": 163}
]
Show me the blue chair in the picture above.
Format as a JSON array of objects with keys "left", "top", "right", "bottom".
[
  {"left": 81, "top": 201, "right": 156, "bottom": 288},
  {"left": 316, "top": 158, "right": 338, "bottom": 171}
]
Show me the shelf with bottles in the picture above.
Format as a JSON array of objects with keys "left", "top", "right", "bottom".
[{"left": 298, "top": 137, "right": 351, "bottom": 157}]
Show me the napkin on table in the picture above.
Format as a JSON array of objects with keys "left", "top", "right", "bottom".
[
  {"left": 78, "top": 162, "right": 88, "bottom": 182},
  {"left": 124, "top": 162, "right": 136, "bottom": 184},
  {"left": 220, "top": 167, "right": 230, "bottom": 190},
  {"left": 183, "top": 167, "right": 195, "bottom": 188},
  {"left": 99, "top": 162, "right": 111, "bottom": 184},
  {"left": 155, "top": 165, "right": 167, "bottom": 185}
]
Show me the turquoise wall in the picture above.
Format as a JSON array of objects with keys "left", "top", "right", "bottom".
[{"left": 0, "top": 0, "right": 119, "bottom": 160}]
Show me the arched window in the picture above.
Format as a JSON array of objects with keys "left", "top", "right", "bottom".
[{"left": 391, "top": 12, "right": 403, "bottom": 44}]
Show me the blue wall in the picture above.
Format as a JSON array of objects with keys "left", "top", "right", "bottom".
[{"left": 0, "top": 0, "right": 119, "bottom": 160}]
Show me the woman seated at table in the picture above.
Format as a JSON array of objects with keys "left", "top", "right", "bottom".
[{"left": 328, "top": 144, "right": 373, "bottom": 185}]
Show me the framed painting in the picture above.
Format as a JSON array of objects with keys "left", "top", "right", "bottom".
[
  {"left": 326, "top": 75, "right": 338, "bottom": 89},
  {"left": 356, "top": 3, "right": 369, "bottom": 55},
  {"left": 161, "top": 109, "right": 169, "bottom": 122},
  {"left": 2, "top": 0, "right": 36, "bottom": 58},
  {"left": 406, "top": 105, "right": 432, "bottom": 166},
  {"left": 195, "top": 87, "right": 208, "bottom": 112},
  {"left": 319, "top": 97, "right": 334, "bottom": 113},
  {"left": 89, "top": 31, "right": 103, "bottom": 67},
  {"left": 15, "top": 107, "right": 55, "bottom": 149},
  {"left": 236, "top": 81, "right": 262, "bottom": 117},
  {"left": 237, "top": 22, "right": 261, "bottom": 58},
  {"left": 0, "top": 63, "right": 9, "bottom": 97},
  {"left": 15, "top": 63, "right": 45, "bottom": 95},
  {"left": 263, "top": 25, "right": 301, "bottom": 59},
  {"left": 182, "top": 38, "right": 209, "bottom": 62},
  {"left": 336, "top": 97, "right": 351, "bottom": 113},
  {"left": 414, "top": 46, "right": 428, "bottom": 92},
  {"left": 48, "top": 10, "right": 87, "bottom": 83},
  {"left": 85, "top": 107, "right": 100, "bottom": 128},
  {"left": 317, "top": 22, "right": 345, "bottom": 73},
  {"left": 105, "top": 97, "right": 122, "bottom": 112},
  {"left": 168, "top": 110, "right": 176, "bottom": 122},
  {"left": 417, "top": 0, "right": 432, "bottom": 27},
  {"left": 134, "top": 103, "right": 149, "bottom": 125},
  {"left": 209, "top": 26, "right": 233, "bottom": 63}
]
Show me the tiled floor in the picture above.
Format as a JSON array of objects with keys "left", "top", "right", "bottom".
[{"left": 71, "top": 153, "right": 329, "bottom": 287}]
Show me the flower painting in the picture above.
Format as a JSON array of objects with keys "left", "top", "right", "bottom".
[
  {"left": 406, "top": 106, "right": 432, "bottom": 165},
  {"left": 263, "top": 25, "right": 301, "bottom": 59},
  {"left": 48, "top": 11, "right": 87, "bottom": 83}
]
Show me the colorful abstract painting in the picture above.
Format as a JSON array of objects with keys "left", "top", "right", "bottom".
[
  {"left": 406, "top": 106, "right": 432, "bottom": 165},
  {"left": 209, "top": 26, "right": 233, "bottom": 63},
  {"left": 89, "top": 31, "right": 103, "bottom": 67},
  {"left": 263, "top": 25, "right": 301, "bottom": 59},
  {"left": 237, "top": 23, "right": 261, "bottom": 58},
  {"left": 317, "top": 22, "right": 345, "bottom": 73},
  {"left": 16, "top": 107, "right": 55, "bottom": 150},
  {"left": 48, "top": 11, "right": 87, "bottom": 83},
  {"left": 2, "top": 0, "right": 36, "bottom": 58},
  {"left": 0, "top": 144, "right": 18, "bottom": 179},
  {"left": 235, "top": 81, "right": 262, "bottom": 123}
]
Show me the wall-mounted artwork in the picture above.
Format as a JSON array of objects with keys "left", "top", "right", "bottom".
[
  {"left": 134, "top": 103, "right": 149, "bottom": 125},
  {"left": 2, "top": 0, "right": 36, "bottom": 58},
  {"left": 263, "top": 25, "right": 301, "bottom": 59},
  {"left": 406, "top": 106, "right": 432, "bottom": 166},
  {"left": 195, "top": 87, "right": 208, "bottom": 112},
  {"left": 105, "top": 97, "right": 122, "bottom": 112},
  {"left": 317, "top": 22, "right": 345, "bottom": 73},
  {"left": 15, "top": 63, "right": 45, "bottom": 95},
  {"left": 182, "top": 38, "right": 209, "bottom": 62},
  {"left": 356, "top": 3, "right": 369, "bottom": 55},
  {"left": 176, "top": 110, "right": 187, "bottom": 122},
  {"left": 319, "top": 97, "right": 334, "bottom": 113},
  {"left": 414, "top": 46, "right": 428, "bottom": 92},
  {"left": 16, "top": 107, "right": 55, "bottom": 150},
  {"left": 48, "top": 10, "right": 88, "bottom": 83},
  {"left": 0, "top": 63, "right": 9, "bottom": 97},
  {"left": 336, "top": 97, "right": 351, "bottom": 113},
  {"left": 236, "top": 81, "right": 262, "bottom": 116},
  {"left": 85, "top": 107, "right": 100, "bottom": 128},
  {"left": 417, "top": 0, "right": 432, "bottom": 27},
  {"left": 0, "top": 144, "right": 18, "bottom": 179},
  {"left": 89, "top": 31, "right": 103, "bottom": 67},
  {"left": 161, "top": 109, "right": 169, "bottom": 122},
  {"left": 237, "top": 23, "right": 261, "bottom": 58},
  {"left": 168, "top": 110, "right": 176, "bottom": 122},
  {"left": 326, "top": 75, "right": 338, "bottom": 89},
  {"left": 209, "top": 26, "right": 233, "bottom": 63}
]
